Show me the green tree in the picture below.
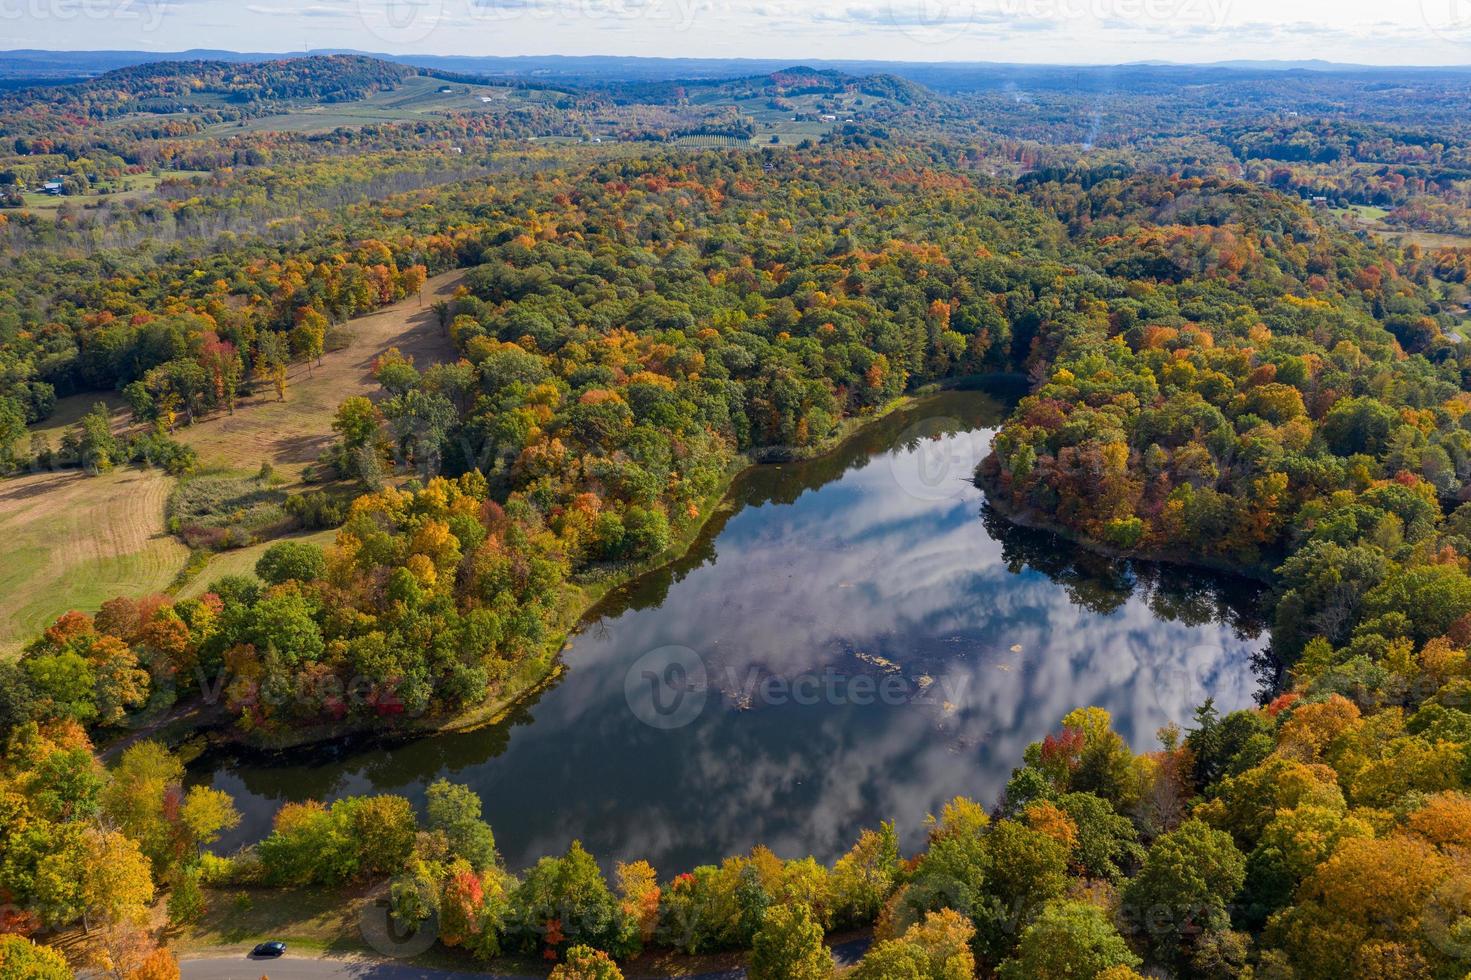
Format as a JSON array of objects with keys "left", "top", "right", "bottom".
[
  {"left": 426, "top": 779, "right": 498, "bottom": 871},
  {"left": 333, "top": 395, "right": 383, "bottom": 451},
  {"left": 1121, "top": 819, "right": 1245, "bottom": 966},
  {"left": 167, "top": 866, "right": 206, "bottom": 925},
  {"left": 76, "top": 402, "right": 118, "bottom": 472},
  {"left": 1055, "top": 792, "right": 1144, "bottom": 882},
  {"left": 255, "top": 541, "right": 328, "bottom": 586},
  {"left": 748, "top": 903, "right": 831, "bottom": 980},
  {"left": 997, "top": 901, "right": 1141, "bottom": 980},
  {"left": 829, "top": 822, "right": 901, "bottom": 927},
  {"left": 0, "top": 396, "right": 25, "bottom": 470},
  {"left": 549, "top": 944, "right": 623, "bottom": 980},
  {"left": 511, "top": 841, "right": 622, "bottom": 956},
  {"left": 101, "top": 741, "right": 185, "bottom": 874},
  {"left": 179, "top": 786, "right": 241, "bottom": 854},
  {"left": 21, "top": 652, "right": 97, "bottom": 724},
  {"left": 349, "top": 795, "right": 417, "bottom": 876},
  {"left": 0, "top": 935, "right": 71, "bottom": 979}
]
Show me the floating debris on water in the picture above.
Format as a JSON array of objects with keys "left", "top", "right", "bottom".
[{"left": 855, "top": 651, "right": 901, "bottom": 673}]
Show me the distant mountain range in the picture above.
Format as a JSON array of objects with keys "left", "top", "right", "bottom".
[{"left": 2, "top": 49, "right": 1469, "bottom": 90}]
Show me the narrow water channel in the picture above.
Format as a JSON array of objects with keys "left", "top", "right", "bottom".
[{"left": 196, "top": 383, "right": 1267, "bottom": 873}]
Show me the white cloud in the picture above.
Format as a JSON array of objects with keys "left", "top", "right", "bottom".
[{"left": 1, "top": 0, "right": 1469, "bottom": 63}]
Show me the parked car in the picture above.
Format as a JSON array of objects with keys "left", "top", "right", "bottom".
[{"left": 250, "top": 941, "right": 287, "bottom": 958}]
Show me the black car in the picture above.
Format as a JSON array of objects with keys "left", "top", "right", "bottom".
[{"left": 250, "top": 941, "right": 287, "bottom": 958}]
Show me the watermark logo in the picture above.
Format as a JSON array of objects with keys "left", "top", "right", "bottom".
[
  {"left": 1423, "top": 873, "right": 1471, "bottom": 961},
  {"left": 0, "top": 0, "right": 170, "bottom": 31},
  {"left": 882, "top": 0, "right": 980, "bottom": 44},
  {"left": 623, "top": 645, "right": 972, "bottom": 729},
  {"left": 995, "top": 0, "right": 1231, "bottom": 29},
  {"left": 359, "top": 897, "right": 440, "bottom": 959},
  {"left": 357, "top": 0, "right": 447, "bottom": 45},
  {"left": 888, "top": 416, "right": 987, "bottom": 502},
  {"left": 625, "top": 645, "right": 709, "bottom": 730},
  {"left": 357, "top": 0, "right": 716, "bottom": 41},
  {"left": 1422, "top": 0, "right": 1471, "bottom": 43}
]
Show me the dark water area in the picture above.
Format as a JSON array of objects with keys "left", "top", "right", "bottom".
[{"left": 195, "top": 382, "right": 1269, "bottom": 873}]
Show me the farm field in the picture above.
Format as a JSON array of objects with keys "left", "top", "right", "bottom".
[
  {"left": 169, "top": 266, "right": 464, "bottom": 479},
  {"left": 16, "top": 170, "right": 211, "bottom": 218},
  {"left": 1329, "top": 204, "right": 1471, "bottom": 250},
  {"left": 179, "top": 527, "right": 339, "bottom": 598},
  {"left": 26, "top": 391, "right": 128, "bottom": 448},
  {"left": 7, "top": 267, "right": 466, "bottom": 647},
  {"left": 0, "top": 467, "right": 187, "bottom": 655},
  {"left": 199, "top": 76, "right": 533, "bottom": 135},
  {"left": 1386, "top": 229, "right": 1471, "bottom": 249}
]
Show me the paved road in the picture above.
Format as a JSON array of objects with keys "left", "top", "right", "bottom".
[
  {"left": 181, "top": 957, "right": 522, "bottom": 980},
  {"left": 181, "top": 938, "right": 871, "bottom": 980}
]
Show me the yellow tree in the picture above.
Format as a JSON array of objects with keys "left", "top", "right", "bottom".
[{"left": 80, "top": 828, "right": 154, "bottom": 931}]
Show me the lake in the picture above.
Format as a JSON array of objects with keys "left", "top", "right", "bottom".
[{"left": 195, "top": 383, "right": 1268, "bottom": 873}]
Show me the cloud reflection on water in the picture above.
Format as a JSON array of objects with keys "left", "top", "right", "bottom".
[{"left": 198, "top": 389, "right": 1266, "bottom": 872}]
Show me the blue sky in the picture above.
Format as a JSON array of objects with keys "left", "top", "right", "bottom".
[{"left": 2, "top": 0, "right": 1470, "bottom": 65}]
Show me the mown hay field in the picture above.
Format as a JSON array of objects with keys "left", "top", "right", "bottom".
[{"left": 4, "top": 269, "right": 466, "bottom": 651}]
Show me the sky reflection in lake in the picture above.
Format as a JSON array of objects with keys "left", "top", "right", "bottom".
[{"left": 198, "top": 385, "right": 1267, "bottom": 873}]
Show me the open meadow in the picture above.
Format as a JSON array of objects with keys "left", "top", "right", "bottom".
[
  {"left": 3, "top": 268, "right": 465, "bottom": 648},
  {"left": 0, "top": 467, "right": 186, "bottom": 655},
  {"left": 169, "top": 267, "right": 463, "bottom": 479}
]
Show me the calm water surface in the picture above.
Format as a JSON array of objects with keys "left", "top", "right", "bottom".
[{"left": 196, "top": 384, "right": 1268, "bottom": 872}]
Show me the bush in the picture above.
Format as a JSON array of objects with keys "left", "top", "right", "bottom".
[
  {"left": 284, "top": 489, "right": 352, "bottom": 529},
  {"left": 0, "top": 935, "right": 70, "bottom": 979},
  {"left": 256, "top": 540, "right": 328, "bottom": 585},
  {"left": 168, "top": 867, "right": 207, "bottom": 924},
  {"left": 197, "top": 852, "right": 239, "bottom": 885},
  {"left": 168, "top": 474, "right": 289, "bottom": 548},
  {"left": 550, "top": 945, "right": 624, "bottom": 979}
]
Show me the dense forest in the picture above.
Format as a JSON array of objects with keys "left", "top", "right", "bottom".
[{"left": 7, "top": 53, "right": 1471, "bottom": 978}]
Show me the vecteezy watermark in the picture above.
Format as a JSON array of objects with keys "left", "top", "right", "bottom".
[
  {"left": 881, "top": 0, "right": 1229, "bottom": 45},
  {"left": 357, "top": 0, "right": 446, "bottom": 45},
  {"left": 625, "top": 645, "right": 710, "bottom": 730},
  {"left": 360, "top": 896, "right": 439, "bottom": 959},
  {"left": 355, "top": 0, "right": 715, "bottom": 45},
  {"left": 995, "top": 0, "right": 1230, "bottom": 27},
  {"left": 888, "top": 415, "right": 989, "bottom": 502},
  {"left": 0, "top": 0, "right": 169, "bottom": 29},
  {"left": 624, "top": 646, "right": 971, "bottom": 730},
  {"left": 882, "top": 0, "right": 983, "bottom": 44},
  {"left": 1146, "top": 643, "right": 1223, "bottom": 719},
  {"left": 1422, "top": 0, "right": 1471, "bottom": 43}
]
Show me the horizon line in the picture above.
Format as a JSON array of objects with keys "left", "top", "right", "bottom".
[{"left": 3, "top": 48, "right": 1471, "bottom": 72}]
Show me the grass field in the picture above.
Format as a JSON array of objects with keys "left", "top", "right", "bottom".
[
  {"left": 179, "top": 527, "right": 338, "bottom": 598},
  {"left": 200, "top": 77, "right": 525, "bottom": 136},
  {"left": 170, "top": 267, "right": 464, "bottom": 480},
  {"left": 17, "top": 170, "right": 211, "bottom": 219},
  {"left": 0, "top": 467, "right": 188, "bottom": 655},
  {"left": 1334, "top": 203, "right": 1391, "bottom": 221},
  {"left": 1328, "top": 204, "right": 1471, "bottom": 250},
  {"left": 25, "top": 392, "right": 128, "bottom": 447},
  {"left": 1386, "top": 229, "right": 1471, "bottom": 249},
  {"left": 6, "top": 269, "right": 465, "bottom": 651}
]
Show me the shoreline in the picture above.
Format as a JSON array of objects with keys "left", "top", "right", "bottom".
[
  {"left": 169, "top": 375, "right": 1026, "bottom": 756},
  {"left": 974, "top": 465, "right": 1279, "bottom": 586}
]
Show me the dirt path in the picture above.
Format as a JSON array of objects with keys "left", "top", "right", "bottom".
[
  {"left": 4, "top": 269, "right": 468, "bottom": 653},
  {"left": 176, "top": 268, "right": 466, "bottom": 478}
]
